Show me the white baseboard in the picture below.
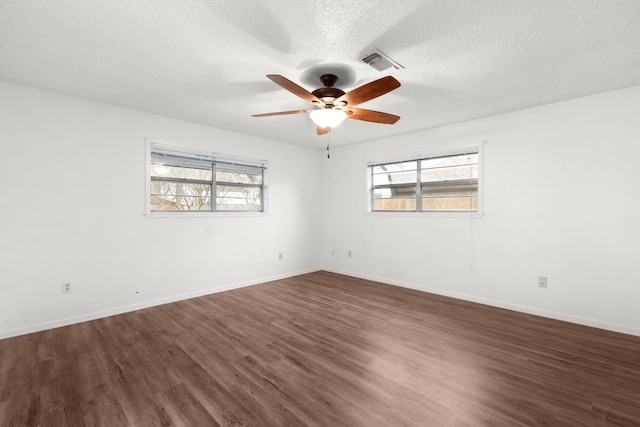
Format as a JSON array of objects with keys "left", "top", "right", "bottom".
[
  {"left": 0, "top": 267, "right": 321, "bottom": 340},
  {"left": 322, "top": 268, "right": 640, "bottom": 338},
  {"left": 5, "top": 267, "right": 638, "bottom": 340}
]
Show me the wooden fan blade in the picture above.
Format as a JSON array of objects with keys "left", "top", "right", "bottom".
[
  {"left": 252, "top": 109, "right": 312, "bottom": 117},
  {"left": 346, "top": 108, "right": 400, "bottom": 124},
  {"left": 317, "top": 126, "right": 331, "bottom": 135},
  {"left": 335, "top": 76, "right": 400, "bottom": 107},
  {"left": 267, "top": 74, "right": 323, "bottom": 105}
]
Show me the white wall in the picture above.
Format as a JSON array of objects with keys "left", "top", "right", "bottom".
[
  {"left": 0, "top": 81, "right": 322, "bottom": 338},
  {"left": 321, "top": 85, "right": 640, "bottom": 336},
  {"left": 3, "top": 81, "right": 639, "bottom": 339}
]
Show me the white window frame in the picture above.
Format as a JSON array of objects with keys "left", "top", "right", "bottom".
[
  {"left": 145, "top": 139, "right": 269, "bottom": 218},
  {"left": 366, "top": 145, "right": 484, "bottom": 219}
]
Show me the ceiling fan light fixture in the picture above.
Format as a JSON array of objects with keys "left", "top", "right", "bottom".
[
  {"left": 309, "top": 108, "right": 347, "bottom": 129},
  {"left": 253, "top": 73, "right": 401, "bottom": 135}
]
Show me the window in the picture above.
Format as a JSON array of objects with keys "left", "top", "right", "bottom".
[
  {"left": 369, "top": 149, "right": 479, "bottom": 213},
  {"left": 148, "top": 143, "right": 267, "bottom": 214}
]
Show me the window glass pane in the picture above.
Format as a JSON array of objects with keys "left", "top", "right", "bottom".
[
  {"left": 150, "top": 181, "right": 212, "bottom": 211},
  {"left": 372, "top": 170, "right": 417, "bottom": 185},
  {"left": 151, "top": 152, "right": 212, "bottom": 170},
  {"left": 372, "top": 161, "right": 417, "bottom": 185},
  {"left": 373, "top": 198, "right": 416, "bottom": 211},
  {"left": 216, "top": 162, "right": 264, "bottom": 175},
  {"left": 216, "top": 185, "right": 261, "bottom": 198},
  {"left": 421, "top": 153, "right": 478, "bottom": 169},
  {"left": 372, "top": 161, "right": 416, "bottom": 174},
  {"left": 422, "top": 197, "right": 478, "bottom": 211},
  {"left": 216, "top": 186, "right": 262, "bottom": 211},
  {"left": 216, "top": 198, "right": 262, "bottom": 211},
  {"left": 421, "top": 182, "right": 477, "bottom": 212},
  {"left": 372, "top": 186, "right": 416, "bottom": 211},
  {"left": 421, "top": 183, "right": 478, "bottom": 197},
  {"left": 372, "top": 162, "right": 416, "bottom": 186},
  {"left": 151, "top": 164, "right": 212, "bottom": 181},
  {"left": 216, "top": 170, "right": 263, "bottom": 185},
  {"left": 151, "top": 195, "right": 212, "bottom": 211},
  {"left": 421, "top": 164, "right": 478, "bottom": 183},
  {"left": 151, "top": 181, "right": 212, "bottom": 196},
  {"left": 373, "top": 187, "right": 416, "bottom": 199}
]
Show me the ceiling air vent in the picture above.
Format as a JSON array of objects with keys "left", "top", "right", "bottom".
[{"left": 362, "top": 50, "right": 404, "bottom": 72}]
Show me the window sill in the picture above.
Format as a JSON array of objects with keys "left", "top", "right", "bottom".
[
  {"left": 144, "top": 211, "right": 269, "bottom": 219},
  {"left": 365, "top": 211, "right": 484, "bottom": 219}
]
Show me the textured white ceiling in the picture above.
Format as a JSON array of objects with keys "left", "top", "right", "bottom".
[{"left": 1, "top": 0, "right": 639, "bottom": 148}]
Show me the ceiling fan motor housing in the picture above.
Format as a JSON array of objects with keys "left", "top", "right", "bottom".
[
  {"left": 312, "top": 74, "right": 345, "bottom": 106},
  {"left": 312, "top": 87, "right": 346, "bottom": 105}
]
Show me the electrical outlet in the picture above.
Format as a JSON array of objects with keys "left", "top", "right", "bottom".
[
  {"left": 62, "top": 282, "right": 71, "bottom": 293},
  {"left": 538, "top": 276, "right": 548, "bottom": 288},
  {"left": 278, "top": 252, "right": 283, "bottom": 260}
]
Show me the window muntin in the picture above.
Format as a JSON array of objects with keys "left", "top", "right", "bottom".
[
  {"left": 149, "top": 145, "right": 266, "bottom": 213},
  {"left": 370, "top": 150, "right": 479, "bottom": 213}
]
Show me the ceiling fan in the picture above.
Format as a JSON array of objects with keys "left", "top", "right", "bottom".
[{"left": 252, "top": 73, "right": 401, "bottom": 135}]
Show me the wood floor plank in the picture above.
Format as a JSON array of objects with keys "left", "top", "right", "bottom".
[
  {"left": 1, "top": 271, "right": 640, "bottom": 426},
  {"left": 156, "top": 383, "right": 221, "bottom": 427}
]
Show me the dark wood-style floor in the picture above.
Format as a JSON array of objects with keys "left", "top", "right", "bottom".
[{"left": 1, "top": 271, "right": 639, "bottom": 426}]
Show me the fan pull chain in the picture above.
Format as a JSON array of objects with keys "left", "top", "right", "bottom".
[{"left": 326, "top": 134, "right": 331, "bottom": 159}]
